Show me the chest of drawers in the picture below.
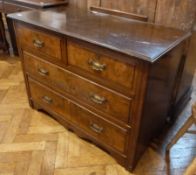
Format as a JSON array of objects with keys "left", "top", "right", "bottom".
[{"left": 9, "top": 7, "right": 191, "bottom": 171}]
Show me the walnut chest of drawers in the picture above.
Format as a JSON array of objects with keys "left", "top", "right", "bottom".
[{"left": 9, "top": 6, "right": 191, "bottom": 171}]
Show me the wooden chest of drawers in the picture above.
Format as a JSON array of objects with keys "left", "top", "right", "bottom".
[{"left": 10, "top": 7, "right": 191, "bottom": 171}]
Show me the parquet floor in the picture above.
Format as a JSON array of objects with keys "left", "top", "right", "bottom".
[{"left": 0, "top": 54, "right": 195, "bottom": 175}]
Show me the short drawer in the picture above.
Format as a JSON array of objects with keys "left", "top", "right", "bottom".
[
  {"left": 69, "top": 103, "right": 128, "bottom": 153},
  {"left": 24, "top": 52, "right": 131, "bottom": 123},
  {"left": 29, "top": 78, "right": 70, "bottom": 118},
  {"left": 15, "top": 23, "right": 65, "bottom": 66},
  {"left": 67, "top": 40, "right": 136, "bottom": 90}
]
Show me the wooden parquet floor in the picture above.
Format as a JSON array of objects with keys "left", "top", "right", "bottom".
[{"left": 0, "top": 54, "right": 195, "bottom": 175}]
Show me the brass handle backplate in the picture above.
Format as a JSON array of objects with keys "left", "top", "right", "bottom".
[
  {"left": 42, "top": 96, "right": 53, "bottom": 104},
  {"left": 38, "top": 68, "right": 49, "bottom": 76},
  {"left": 90, "top": 93, "right": 107, "bottom": 105},
  {"left": 90, "top": 122, "right": 103, "bottom": 134},
  {"left": 88, "top": 59, "right": 106, "bottom": 72},
  {"left": 33, "top": 39, "right": 44, "bottom": 48}
]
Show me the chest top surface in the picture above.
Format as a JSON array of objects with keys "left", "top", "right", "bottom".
[{"left": 8, "top": 6, "right": 190, "bottom": 62}]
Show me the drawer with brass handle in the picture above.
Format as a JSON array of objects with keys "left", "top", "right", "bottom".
[
  {"left": 24, "top": 52, "right": 132, "bottom": 124},
  {"left": 67, "top": 40, "right": 137, "bottom": 91},
  {"left": 70, "top": 103, "right": 128, "bottom": 153},
  {"left": 15, "top": 23, "right": 66, "bottom": 66}
]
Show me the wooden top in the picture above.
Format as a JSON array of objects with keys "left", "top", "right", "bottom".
[
  {"left": 4, "top": 0, "right": 68, "bottom": 8},
  {"left": 8, "top": 6, "right": 191, "bottom": 62}
]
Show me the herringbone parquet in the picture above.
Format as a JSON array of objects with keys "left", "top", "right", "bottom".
[{"left": 0, "top": 54, "right": 195, "bottom": 175}]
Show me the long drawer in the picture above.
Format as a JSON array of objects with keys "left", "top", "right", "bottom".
[
  {"left": 28, "top": 78, "right": 128, "bottom": 153},
  {"left": 16, "top": 23, "right": 66, "bottom": 66},
  {"left": 24, "top": 52, "right": 131, "bottom": 124}
]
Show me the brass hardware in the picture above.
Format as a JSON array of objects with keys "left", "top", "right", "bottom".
[
  {"left": 38, "top": 68, "right": 49, "bottom": 76},
  {"left": 90, "top": 122, "right": 103, "bottom": 134},
  {"left": 88, "top": 59, "right": 106, "bottom": 72},
  {"left": 42, "top": 96, "right": 53, "bottom": 104},
  {"left": 33, "top": 39, "right": 44, "bottom": 48},
  {"left": 90, "top": 94, "right": 107, "bottom": 105}
]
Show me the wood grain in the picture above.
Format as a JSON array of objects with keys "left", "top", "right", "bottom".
[
  {"left": 100, "top": 0, "right": 157, "bottom": 22},
  {"left": 28, "top": 72, "right": 128, "bottom": 153},
  {"left": 71, "top": 0, "right": 196, "bottom": 30},
  {"left": 16, "top": 23, "right": 66, "bottom": 66},
  {"left": 2, "top": 2, "right": 31, "bottom": 13},
  {"left": 67, "top": 40, "right": 137, "bottom": 91},
  {"left": 73, "top": 0, "right": 157, "bottom": 21},
  {"left": 155, "top": 0, "right": 196, "bottom": 31}
]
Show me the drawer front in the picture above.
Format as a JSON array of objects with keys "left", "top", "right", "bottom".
[
  {"left": 29, "top": 78, "right": 70, "bottom": 118},
  {"left": 24, "top": 52, "right": 131, "bottom": 123},
  {"left": 69, "top": 103, "right": 127, "bottom": 153},
  {"left": 3, "top": 2, "right": 31, "bottom": 13},
  {"left": 67, "top": 41, "right": 136, "bottom": 89},
  {"left": 16, "top": 24, "right": 65, "bottom": 65}
]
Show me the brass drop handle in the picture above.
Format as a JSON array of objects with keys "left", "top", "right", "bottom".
[
  {"left": 42, "top": 96, "right": 53, "bottom": 104},
  {"left": 90, "top": 94, "right": 107, "bottom": 105},
  {"left": 38, "top": 68, "right": 49, "bottom": 76},
  {"left": 88, "top": 59, "right": 106, "bottom": 72},
  {"left": 33, "top": 39, "right": 44, "bottom": 48},
  {"left": 90, "top": 122, "right": 103, "bottom": 134}
]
